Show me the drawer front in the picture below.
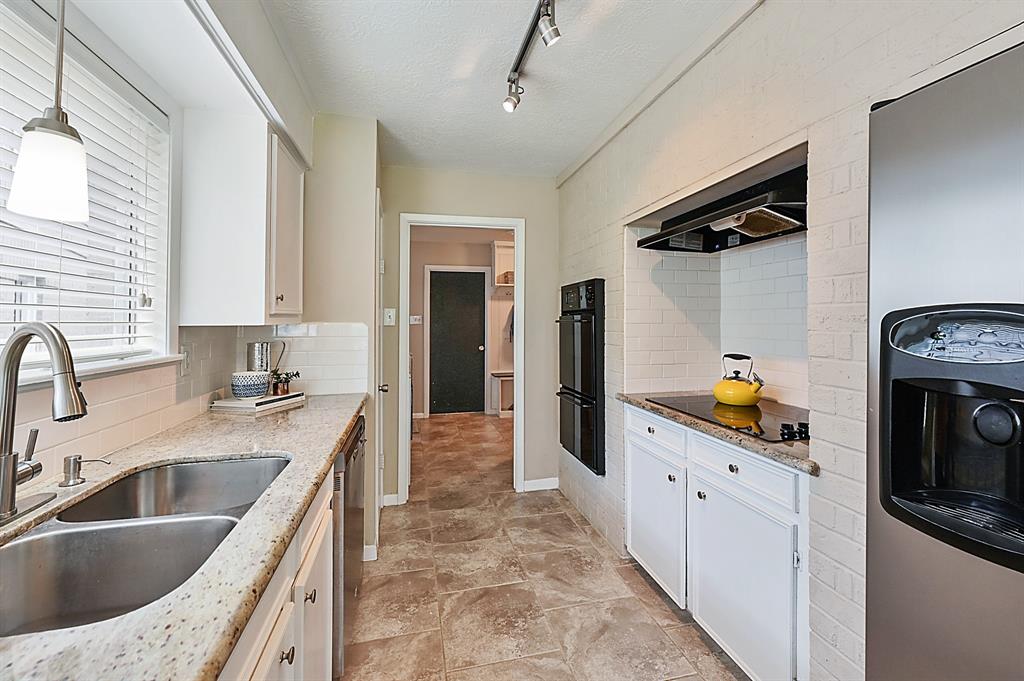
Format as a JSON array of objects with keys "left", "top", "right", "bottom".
[
  {"left": 297, "top": 475, "right": 332, "bottom": 559},
  {"left": 625, "top": 406, "right": 687, "bottom": 452},
  {"left": 690, "top": 434, "right": 798, "bottom": 512}
]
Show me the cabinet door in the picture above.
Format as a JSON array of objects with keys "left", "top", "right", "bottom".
[
  {"left": 625, "top": 435, "right": 684, "bottom": 605},
  {"left": 293, "top": 511, "right": 333, "bottom": 681},
  {"left": 269, "top": 135, "right": 304, "bottom": 317},
  {"left": 250, "top": 601, "right": 298, "bottom": 681},
  {"left": 689, "top": 473, "right": 797, "bottom": 681}
]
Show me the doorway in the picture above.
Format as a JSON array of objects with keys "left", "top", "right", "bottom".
[
  {"left": 424, "top": 267, "right": 489, "bottom": 414},
  {"left": 397, "top": 213, "right": 524, "bottom": 499}
]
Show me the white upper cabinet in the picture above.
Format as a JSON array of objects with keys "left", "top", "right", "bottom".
[
  {"left": 179, "top": 111, "right": 305, "bottom": 326},
  {"left": 269, "top": 135, "right": 304, "bottom": 316}
]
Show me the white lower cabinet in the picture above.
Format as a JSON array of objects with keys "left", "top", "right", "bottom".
[
  {"left": 625, "top": 434, "right": 685, "bottom": 604},
  {"left": 623, "top": 404, "right": 809, "bottom": 681},
  {"left": 689, "top": 470, "right": 798, "bottom": 681},
  {"left": 220, "top": 479, "right": 333, "bottom": 681}
]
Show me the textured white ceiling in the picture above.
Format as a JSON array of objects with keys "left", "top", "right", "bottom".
[{"left": 262, "top": 0, "right": 737, "bottom": 177}]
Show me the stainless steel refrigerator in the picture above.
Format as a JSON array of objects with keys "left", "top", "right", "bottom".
[{"left": 867, "top": 43, "right": 1024, "bottom": 679}]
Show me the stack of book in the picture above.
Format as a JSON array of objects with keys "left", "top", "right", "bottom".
[{"left": 210, "top": 392, "right": 305, "bottom": 417}]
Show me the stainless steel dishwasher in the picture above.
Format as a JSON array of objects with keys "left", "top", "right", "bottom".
[{"left": 333, "top": 414, "right": 364, "bottom": 679}]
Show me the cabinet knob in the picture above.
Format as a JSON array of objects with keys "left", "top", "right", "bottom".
[
  {"left": 276, "top": 293, "right": 285, "bottom": 302},
  {"left": 305, "top": 588, "right": 317, "bottom": 604},
  {"left": 279, "top": 645, "right": 295, "bottom": 665},
  {"left": 728, "top": 463, "right": 739, "bottom": 474},
  {"left": 647, "top": 426, "right": 655, "bottom": 434},
  {"left": 696, "top": 490, "right": 707, "bottom": 500},
  {"left": 667, "top": 474, "right": 676, "bottom": 483}
]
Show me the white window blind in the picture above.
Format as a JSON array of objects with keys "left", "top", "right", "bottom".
[{"left": 0, "top": 2, "right": 169, "bottom": 369}]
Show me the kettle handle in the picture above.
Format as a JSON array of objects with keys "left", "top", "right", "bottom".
[
  {"left": 272, "top": 340, "right": 287, "bottom": 373},
  {"left": 722, "top": 353, "right": 753, "bottom": 378}
]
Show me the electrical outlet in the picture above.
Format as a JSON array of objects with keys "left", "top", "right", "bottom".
[
  {"left": 410, "top": 315, "right": 423, "bottom": 325},
  {"left": 179, "top": 343, "right": 194, "bottom": 378}
]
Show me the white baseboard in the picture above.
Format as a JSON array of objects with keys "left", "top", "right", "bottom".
[
  {"left": 413, "top": 412, "right": 427, "bottom": 419},
  {"left": 523, "top": 477, "right": 559, "bottom": 492},
  {"left": 381, "top": 493, "right": 401, "bottom": 506},
  {"left": 363, "top": 544, "right": 377, "bottom": 561}
]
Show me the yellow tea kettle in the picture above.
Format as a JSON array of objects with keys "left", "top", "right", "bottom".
[{"left": 712, "top": 353, "right": 765, "bottom": 406}]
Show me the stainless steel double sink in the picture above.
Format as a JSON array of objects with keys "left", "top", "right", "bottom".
[{"left": 0, "top": 457, "right": 288, "bottom": 638}]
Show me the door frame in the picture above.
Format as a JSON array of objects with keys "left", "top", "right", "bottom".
[
  {"left": 422, "top": 265, "right": 492, "bottom": 417},
  {"left": 399, "top": 213, "right": 527, "bottom": 500}
]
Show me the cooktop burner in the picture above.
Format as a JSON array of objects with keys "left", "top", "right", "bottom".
[{"left": 645, "top": 394, "right": 810, "bottom": 443}]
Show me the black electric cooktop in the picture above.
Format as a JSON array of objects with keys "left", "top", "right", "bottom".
[{"left": 645, "top": 394, "right": 810, "bottom": 443}]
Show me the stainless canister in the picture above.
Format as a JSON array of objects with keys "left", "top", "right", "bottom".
[{"left": 246, "top": 340, "right": 286, "bottom": 372}]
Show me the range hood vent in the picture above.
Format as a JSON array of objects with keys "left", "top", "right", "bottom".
[{"left": 635, "top": 147, "right": 808, "bottom": 253}]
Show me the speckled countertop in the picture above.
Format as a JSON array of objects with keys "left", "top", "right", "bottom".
[
  {"left": 617, "top": 391, "right": 819, "bottom": 476},
  {"left": 0, "top": 393, "right": 367, "bottom": 681}
]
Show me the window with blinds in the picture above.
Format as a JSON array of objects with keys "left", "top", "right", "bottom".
[{"left": 0, "top": 2, "right": 169, "bottom": 370}]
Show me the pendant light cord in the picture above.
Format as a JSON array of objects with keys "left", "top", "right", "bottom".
[{"left": 53, "top": 0, "right": 65, "bottom": 111}]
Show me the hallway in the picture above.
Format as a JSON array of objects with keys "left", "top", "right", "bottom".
[{"left": 342, "top": 413, "right": 749, "bottom": 681}]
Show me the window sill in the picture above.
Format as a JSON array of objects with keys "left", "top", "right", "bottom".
[{"left": 16, "top": 354, "right": 186, "bottom": 392}]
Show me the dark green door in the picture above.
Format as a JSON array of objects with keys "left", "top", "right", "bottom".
[{"left": 429, "top": 271, "right": 486, "bottom": 413}]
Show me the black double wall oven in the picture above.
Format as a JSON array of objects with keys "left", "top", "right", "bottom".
[{"left": 557, "top": 279, "right": 605, "bottom": 475}]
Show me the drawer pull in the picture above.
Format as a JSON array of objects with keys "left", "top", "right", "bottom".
[
  {"left": 696, "top": 490, "right": 707, "bottom": 500},
  {"left": 728, "top": 463, "right": 739, "bottom": 474},
  {"left": 667, "top": 474, "right": 676, "bottom": 483},
  {"left": 280, "top": 645, "right": 295, "bottom": 665},
  {"left": 647, "top": 426, "right": 655, "bottom": 434},
  {"left": 305, "top": 588, "right": 317, "bottom": 604}
]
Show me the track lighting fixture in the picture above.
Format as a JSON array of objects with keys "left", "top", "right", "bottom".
[
  {"left": 538, "top": 0, "right": 561, "bottom": 47},
  {"left": 503, "top": 78, "right": 522, "bottom": 113},
  {"left": 500, "top": 0, "right": 564, "bottom": 112}
]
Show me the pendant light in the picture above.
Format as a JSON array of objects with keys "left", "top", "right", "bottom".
[{"left": 7, "top": 0, "right": 89, "bottom": 223}]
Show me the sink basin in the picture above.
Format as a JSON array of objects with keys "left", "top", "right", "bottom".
[
  {"left": 58, "top": 456, "right": 289, "bottom": 522},
  {"left": 0, "top": 515, "right": 237, "bottom": 637}
]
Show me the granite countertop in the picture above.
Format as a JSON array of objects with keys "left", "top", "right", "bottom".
[
  {"left": 0, "top": 392, "right": 367, "bottom": 681},
  {"left": 617, "top": 391, "right": 819, "bottom": 476}
]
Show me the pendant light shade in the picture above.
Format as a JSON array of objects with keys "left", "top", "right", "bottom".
[
  {"left": 8, "top": 110, "right": 89, "bottom": 222},
  {"left": 6, "top": 0, "right": 89, "bottom": 223}
]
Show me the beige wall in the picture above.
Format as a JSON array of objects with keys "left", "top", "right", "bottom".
[
  {"left": 381, "top": 166, "right": 559, "bottom": 489},
  {"left": 302, "top": 112, "right": 380, "bottom": 544},
  {"left": 556, "top": 3, "right": 1024, "bottom": 679}
]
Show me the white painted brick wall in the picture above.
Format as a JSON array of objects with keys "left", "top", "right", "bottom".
[
  {"left": 22, "top": 326, "right": 236, "bottom": 484},
  {"left": 237, "top": 322, "right": 369, "bottom": 395},
  {"left": 557, "top": 2, "right": 1024, "bottom": 679}
]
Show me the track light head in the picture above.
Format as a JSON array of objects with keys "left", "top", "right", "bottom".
[
  {"left": 503, "top": 79, "right": 522, "bottom": 112},
  {"left": 538, "top": 0, "right": 561, "bottom": 47}
]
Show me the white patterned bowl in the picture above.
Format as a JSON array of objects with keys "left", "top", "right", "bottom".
[{"left": 231, "top": 371, "right": 271, "bottom": 399}]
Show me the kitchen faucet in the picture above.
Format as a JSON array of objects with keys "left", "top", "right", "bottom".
[{"left": 0, "top": 322, "right": 87, "bottom": 523}]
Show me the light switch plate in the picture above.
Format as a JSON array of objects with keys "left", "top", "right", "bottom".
[
  {"left": 383, "top": 308, "right": 396, "bottom": 326},
  {"left": 410, "top": 315, "right": 423, "bottom": 325}
]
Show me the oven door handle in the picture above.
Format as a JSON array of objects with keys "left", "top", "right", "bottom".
[
  {"left": 556, "top": 391, "right": 595, "bottom": 408},
  {"left": 555, "top": 317, "right": 591, "bottom": 324}
]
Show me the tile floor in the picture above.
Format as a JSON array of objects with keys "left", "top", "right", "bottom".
[{"left": 343, "top": 412, "right": 750, "bottom": 681}]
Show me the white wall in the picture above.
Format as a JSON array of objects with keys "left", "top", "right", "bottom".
[
  {"left": 557, "top": 3, "right": 1024, "bottom": 679},
  {"left": 624, "top": 228, "right": 721, "bottom": 394},
  {"left": 21, "top": 327, "right": 235, "bottom": 485},
  {"left": 720, "top": 233, "right": 808, "bottom": 407}
]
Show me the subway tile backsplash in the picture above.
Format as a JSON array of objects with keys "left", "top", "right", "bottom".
[{"left": 236, "top": 322, "right": 369, "bottom": 396}]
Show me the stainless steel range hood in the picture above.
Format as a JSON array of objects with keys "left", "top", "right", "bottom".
[{"left": 635, "top": 146, "right": 808, "bottom": 253}]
